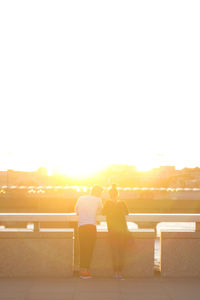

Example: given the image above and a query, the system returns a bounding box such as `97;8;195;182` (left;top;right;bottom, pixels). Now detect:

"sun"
47;158;108;178
135;158;158;172
62;162;99;178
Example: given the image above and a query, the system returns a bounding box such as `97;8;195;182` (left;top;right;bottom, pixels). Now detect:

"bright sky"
0;0;200;176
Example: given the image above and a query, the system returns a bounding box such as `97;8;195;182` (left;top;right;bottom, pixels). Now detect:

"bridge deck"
1;277;200;300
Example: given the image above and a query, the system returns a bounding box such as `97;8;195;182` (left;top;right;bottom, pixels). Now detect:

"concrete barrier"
0;231;74;278
90;229;155;277
161;231;200;277
123;229;155;277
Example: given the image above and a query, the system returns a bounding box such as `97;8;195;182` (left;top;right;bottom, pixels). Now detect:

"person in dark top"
102;184;128;279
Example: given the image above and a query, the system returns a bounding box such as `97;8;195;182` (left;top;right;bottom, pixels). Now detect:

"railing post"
196;222;200;232
34;222;40;232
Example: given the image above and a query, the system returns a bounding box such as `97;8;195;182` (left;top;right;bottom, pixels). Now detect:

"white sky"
0;1;200;175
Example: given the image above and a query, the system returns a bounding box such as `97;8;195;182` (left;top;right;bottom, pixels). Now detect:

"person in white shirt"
75;185;102;279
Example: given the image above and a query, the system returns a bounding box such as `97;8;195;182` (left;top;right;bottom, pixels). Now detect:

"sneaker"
85;271;92;279
113;273;119;279
80;271;92;279
118;273;125;280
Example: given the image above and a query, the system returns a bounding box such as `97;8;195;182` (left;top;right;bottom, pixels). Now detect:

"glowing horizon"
0;160;198;178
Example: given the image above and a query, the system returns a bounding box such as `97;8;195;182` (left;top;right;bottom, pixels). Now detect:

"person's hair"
109;184;118;200
91;185;103;197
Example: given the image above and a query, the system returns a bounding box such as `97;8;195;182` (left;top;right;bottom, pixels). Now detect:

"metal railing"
1;212;200;223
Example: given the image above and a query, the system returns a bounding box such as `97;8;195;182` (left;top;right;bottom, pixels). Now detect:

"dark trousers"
109;231;127;272
79;225;96;269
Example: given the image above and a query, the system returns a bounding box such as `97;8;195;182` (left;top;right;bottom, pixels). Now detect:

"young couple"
75;184;128;279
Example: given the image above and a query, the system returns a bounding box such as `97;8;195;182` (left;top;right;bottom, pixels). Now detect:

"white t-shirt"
75;195;102;227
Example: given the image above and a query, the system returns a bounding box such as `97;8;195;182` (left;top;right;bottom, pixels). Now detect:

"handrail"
0;213;200;222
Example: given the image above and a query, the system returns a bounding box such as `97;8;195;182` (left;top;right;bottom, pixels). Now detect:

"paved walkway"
1;277;200;300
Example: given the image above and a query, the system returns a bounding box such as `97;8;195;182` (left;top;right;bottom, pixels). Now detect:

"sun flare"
1;1;200;174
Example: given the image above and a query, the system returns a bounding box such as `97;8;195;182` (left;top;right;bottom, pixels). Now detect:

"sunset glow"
0;1;200;176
